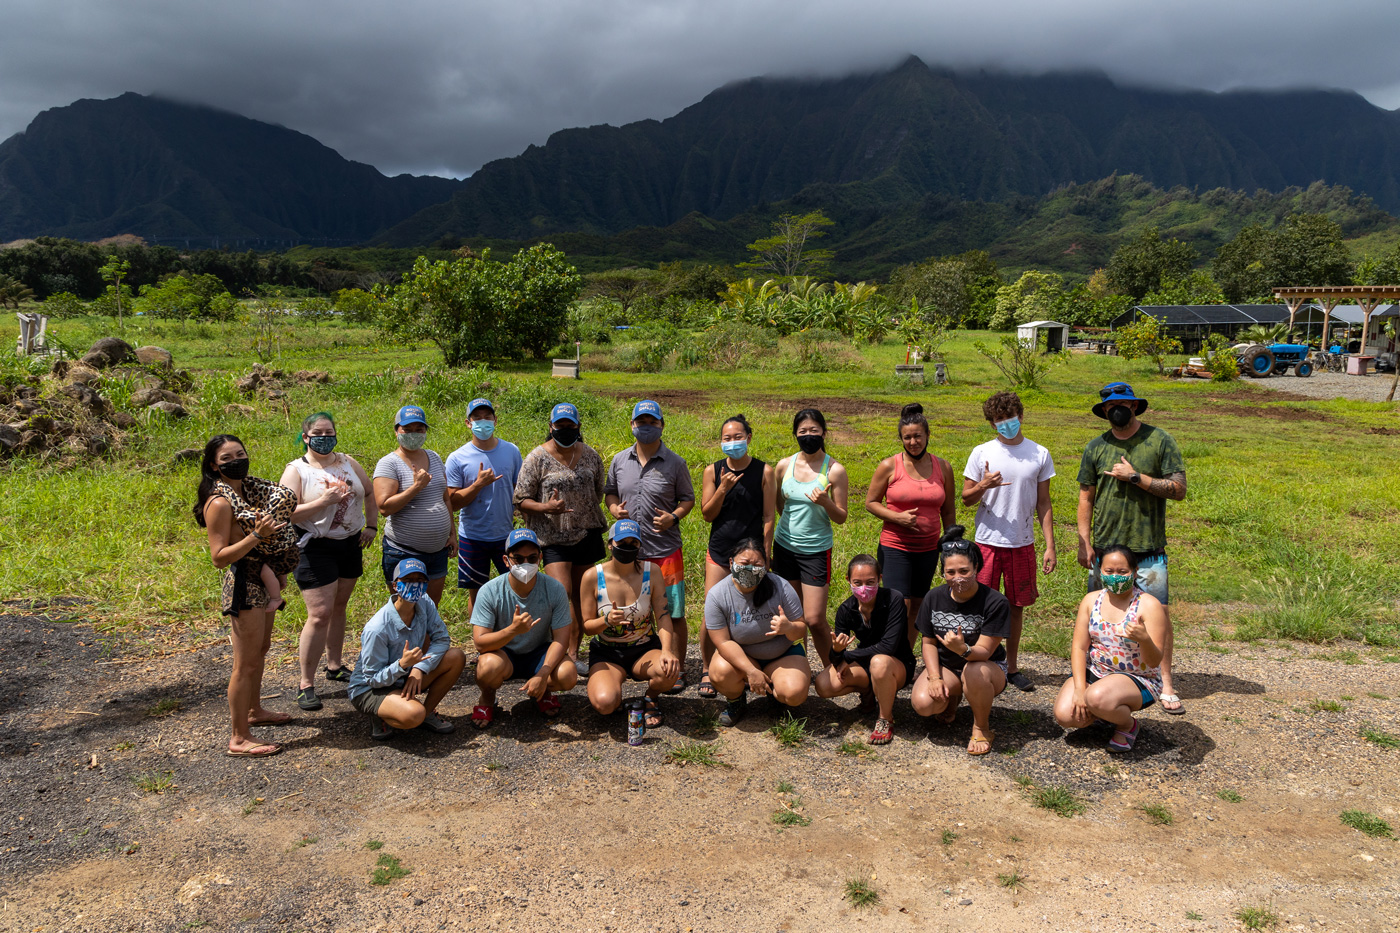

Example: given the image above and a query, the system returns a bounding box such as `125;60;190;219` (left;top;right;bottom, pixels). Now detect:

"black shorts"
588;635;663;674
877;544;938;601
772;540;831;587
293;534;365;590
843;652;916;685
542;530;606;567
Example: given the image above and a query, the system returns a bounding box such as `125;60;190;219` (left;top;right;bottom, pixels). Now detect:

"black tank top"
707;458;767;564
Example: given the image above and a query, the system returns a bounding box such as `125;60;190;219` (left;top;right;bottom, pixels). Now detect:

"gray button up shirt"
605;442;695;559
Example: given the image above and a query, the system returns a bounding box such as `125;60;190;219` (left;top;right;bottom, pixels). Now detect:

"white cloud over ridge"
3;0;1398;178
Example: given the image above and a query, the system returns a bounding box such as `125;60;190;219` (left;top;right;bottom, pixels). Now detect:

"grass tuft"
996;870;1025;890
1340;809;1393;838
1310;698;1344;713
1137;803;1174;825
1234;904;1280;930
370;854;410;885
1185;910;1204;921
134;771;176;794
769;713;809;748
1215;788;1243;803
146;697;182;718
771;803;812;829
1029;783;1084;818
666;739;728;768
776;780;795;794
1359;724;1400;748
364;839;383;850
843;878;879;909
837;738;876;759
941;829;958;845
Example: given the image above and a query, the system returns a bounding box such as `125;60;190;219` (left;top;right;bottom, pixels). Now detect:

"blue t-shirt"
469;572;572;654
445;439;522;542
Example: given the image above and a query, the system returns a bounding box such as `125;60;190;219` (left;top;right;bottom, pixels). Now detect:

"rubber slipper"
967;729;994;756
471;704;497;730
226;742;282;758
1159;693;1185;715
697;672;717;699
643;696;663;729
665;672;687;695
537;693;562;717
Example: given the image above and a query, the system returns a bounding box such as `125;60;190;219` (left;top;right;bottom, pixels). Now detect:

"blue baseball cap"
395;404;428;427
550;402;579;424
505;528;540;551
394;557;429;580
1091;382;1149;419
632;399;663;422
608;519;642;543
467;398;494;418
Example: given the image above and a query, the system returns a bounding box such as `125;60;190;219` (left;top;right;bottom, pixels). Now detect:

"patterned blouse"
1087;588;1162;700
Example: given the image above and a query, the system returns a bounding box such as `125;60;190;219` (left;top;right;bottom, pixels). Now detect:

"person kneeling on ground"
470;529;579;728
910;526;1011;756
1052;545;1167;753
704;538;811;727
814;554;916;746
580;520;681;730
347;558;465;740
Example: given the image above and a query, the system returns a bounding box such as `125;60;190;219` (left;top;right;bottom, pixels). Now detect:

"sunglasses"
508;552;541;564
940;539;974;555
1099;383;1132;400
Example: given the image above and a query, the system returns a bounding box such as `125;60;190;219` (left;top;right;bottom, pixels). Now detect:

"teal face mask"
721;439;748;459
471;420;495;441
1101;572;1134;595
995;417;1021;440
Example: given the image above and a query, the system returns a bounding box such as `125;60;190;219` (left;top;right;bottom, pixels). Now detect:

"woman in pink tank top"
863;403;956;638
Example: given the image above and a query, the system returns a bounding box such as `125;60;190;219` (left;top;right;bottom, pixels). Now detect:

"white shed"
1017;320;1069;352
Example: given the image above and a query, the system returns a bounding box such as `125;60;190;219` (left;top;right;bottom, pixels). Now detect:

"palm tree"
1237;323;1293;345
0;275;34;309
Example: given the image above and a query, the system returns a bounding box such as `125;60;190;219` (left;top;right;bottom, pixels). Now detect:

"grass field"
2;314;1398;657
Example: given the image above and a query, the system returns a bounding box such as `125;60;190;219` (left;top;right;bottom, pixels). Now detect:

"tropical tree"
0;274;34;309
98;258;131;331
991;271;1068;331
1213;214;1352;302
1105;227;1198;300
1115;314;1184;374
740;210;835;279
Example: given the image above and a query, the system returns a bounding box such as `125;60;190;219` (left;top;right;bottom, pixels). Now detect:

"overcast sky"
5;0;1400;179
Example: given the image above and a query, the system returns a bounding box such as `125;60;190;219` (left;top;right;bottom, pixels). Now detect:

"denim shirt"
348;597;451;699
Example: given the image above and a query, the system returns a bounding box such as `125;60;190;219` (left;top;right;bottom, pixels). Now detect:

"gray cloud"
3;0;1399;178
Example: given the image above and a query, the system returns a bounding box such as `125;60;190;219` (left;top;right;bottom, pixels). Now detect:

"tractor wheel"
1243;346;1276;377
1296;360;1313;377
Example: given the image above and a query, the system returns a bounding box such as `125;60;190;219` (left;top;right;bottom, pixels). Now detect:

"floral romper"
214;476;299;616
1087;588;1162;701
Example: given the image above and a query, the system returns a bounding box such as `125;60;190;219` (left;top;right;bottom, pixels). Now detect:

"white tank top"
288;454;366;542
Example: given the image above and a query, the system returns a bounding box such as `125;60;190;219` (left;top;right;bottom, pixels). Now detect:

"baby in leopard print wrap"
214;476;300;610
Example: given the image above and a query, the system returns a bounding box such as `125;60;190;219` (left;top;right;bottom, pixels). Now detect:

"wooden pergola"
1274;285;1400;355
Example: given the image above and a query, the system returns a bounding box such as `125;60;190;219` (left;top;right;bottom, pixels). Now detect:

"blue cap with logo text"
395;404;428;427
632;399;663;422
550;402;579;424
608;519;642;543
467;398;494;418
505;528;540;551
394;558;429;580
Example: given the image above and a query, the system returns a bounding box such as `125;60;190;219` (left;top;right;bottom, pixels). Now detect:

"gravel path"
3;601;1399;931
1257;370;1400;403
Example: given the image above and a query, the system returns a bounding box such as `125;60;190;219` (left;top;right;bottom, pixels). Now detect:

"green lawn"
2;315;1397;655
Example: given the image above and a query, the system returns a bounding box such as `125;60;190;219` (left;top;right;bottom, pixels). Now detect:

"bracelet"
251;531;263;541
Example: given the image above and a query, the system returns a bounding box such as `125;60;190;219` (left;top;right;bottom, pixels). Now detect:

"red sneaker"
869;718;894;745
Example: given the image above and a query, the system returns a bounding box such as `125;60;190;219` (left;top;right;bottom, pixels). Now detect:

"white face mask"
509;562;539;584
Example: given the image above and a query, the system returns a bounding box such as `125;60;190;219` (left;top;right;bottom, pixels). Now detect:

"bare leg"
259;565;282;612
569;564;590;661
587;663;628;715
247;608;289;725
960;661;1006;753
766;655;814;707
228;608;273;754
799;581;833;666
813;663;870;699
427;574;446;605
474;652;513;710
708;653;746;701
1159;606;1178;705
911;666;963;720
868;655;908;722
324;576;356;672
701;561;729;675
1083;675;1144;730
543;561;580;660
298;582;336;690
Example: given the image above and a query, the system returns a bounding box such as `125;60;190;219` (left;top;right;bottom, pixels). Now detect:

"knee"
590;688;621;715
442;647;467;671
475;654;507;688
401;704;426;729
774;678;811;707
553;662;579;692
813;676;837;699
1052;705;1077;730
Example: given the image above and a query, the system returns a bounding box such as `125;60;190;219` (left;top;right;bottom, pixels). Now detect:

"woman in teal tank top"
774;408;849;666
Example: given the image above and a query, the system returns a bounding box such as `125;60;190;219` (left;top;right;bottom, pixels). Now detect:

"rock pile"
235;364;332;400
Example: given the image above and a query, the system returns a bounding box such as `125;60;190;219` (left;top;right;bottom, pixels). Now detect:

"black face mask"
796;434;824;455
611;543;640;565
1107;405;1133;428
218;458;250;480
551;425;580;448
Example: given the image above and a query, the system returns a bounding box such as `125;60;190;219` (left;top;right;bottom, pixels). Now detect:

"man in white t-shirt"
962;391;1057;692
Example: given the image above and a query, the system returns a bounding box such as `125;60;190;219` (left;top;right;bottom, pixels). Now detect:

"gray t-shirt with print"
703;573;804;661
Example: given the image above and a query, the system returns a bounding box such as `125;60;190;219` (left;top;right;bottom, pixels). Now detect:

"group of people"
195;381;1185;761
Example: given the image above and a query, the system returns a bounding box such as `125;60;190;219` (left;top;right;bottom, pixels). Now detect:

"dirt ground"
1255;371;1400;404
2;600;1398;933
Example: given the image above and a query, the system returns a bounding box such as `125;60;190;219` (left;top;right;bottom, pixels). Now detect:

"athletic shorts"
877;544;938;600
977;543;1039;608
1087;550;1169;606
458;535;507;590
842;653;916;685
650;546;686;620
744;641;807;665
541;530;606;568
772;540;831;587
293;533;364;590
381;538;451;586
351;685;400;716
588;635;663;675
500;645;552;680
1086;670;1156;709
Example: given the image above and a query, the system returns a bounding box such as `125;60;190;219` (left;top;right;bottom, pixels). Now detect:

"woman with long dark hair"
863;403;955;641
195;434;298;757
772;408;849;666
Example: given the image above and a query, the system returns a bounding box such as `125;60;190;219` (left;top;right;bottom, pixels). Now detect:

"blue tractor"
1234;342;1314;378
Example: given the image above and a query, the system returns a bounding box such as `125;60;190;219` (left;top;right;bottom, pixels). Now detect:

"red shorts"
977;543;1038;608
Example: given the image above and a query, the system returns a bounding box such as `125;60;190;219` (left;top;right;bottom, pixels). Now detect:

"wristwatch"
1129;472;1141;485
961;644;972;658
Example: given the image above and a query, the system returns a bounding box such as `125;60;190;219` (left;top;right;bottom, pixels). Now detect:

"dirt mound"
235;364;332;400
1369;427;1400;436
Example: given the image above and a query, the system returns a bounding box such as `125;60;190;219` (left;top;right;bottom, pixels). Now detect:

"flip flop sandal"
643;697;664;729
967;729;995;756
1159;693;1186;716
226;742;282;758
697;672;717;699
1108;718;1140;752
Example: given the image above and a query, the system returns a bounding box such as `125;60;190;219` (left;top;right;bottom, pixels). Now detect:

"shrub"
1116;315;1184;374
975;332;1068;389
333;288;380;324
40;292;87;319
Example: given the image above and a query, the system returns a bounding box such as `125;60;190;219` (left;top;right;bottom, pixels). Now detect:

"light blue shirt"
445;439;522;541
469;572;571;654
348;597;451;699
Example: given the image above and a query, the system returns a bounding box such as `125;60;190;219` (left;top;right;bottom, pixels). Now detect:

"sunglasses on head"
1099;383;1131;400
940;539;974;555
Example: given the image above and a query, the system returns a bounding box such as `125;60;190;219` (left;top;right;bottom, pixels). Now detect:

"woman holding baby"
279;411;379;712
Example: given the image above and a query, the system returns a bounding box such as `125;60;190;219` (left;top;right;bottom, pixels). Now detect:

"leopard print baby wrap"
213;476;300;615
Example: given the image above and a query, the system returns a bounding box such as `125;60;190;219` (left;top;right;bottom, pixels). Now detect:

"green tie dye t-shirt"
1076;424;1184;553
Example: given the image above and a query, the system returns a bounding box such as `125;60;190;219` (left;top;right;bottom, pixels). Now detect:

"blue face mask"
395;580;428;603
721;439;748;459
995;417;1021;440
471;420;495;441
632;423;663;445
